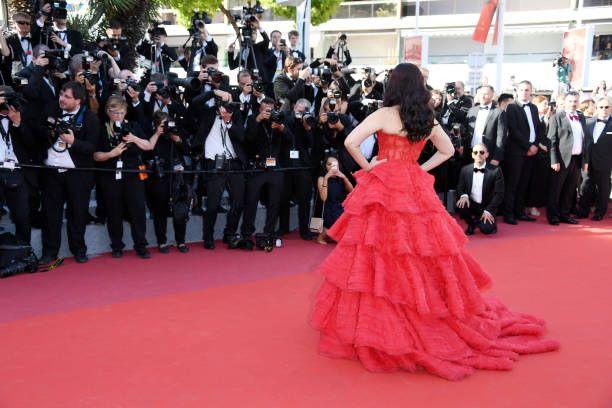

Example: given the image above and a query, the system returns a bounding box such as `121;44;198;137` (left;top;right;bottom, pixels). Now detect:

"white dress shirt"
566;111;583;155
471;104;491;147
0;117;19;163
45;108;79;170
522;102;536;143
204;117;237;160
470;163;486;204
593;119;608;144
18;34;33;65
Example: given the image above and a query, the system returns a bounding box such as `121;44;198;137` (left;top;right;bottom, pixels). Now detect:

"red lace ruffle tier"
311;161;559;381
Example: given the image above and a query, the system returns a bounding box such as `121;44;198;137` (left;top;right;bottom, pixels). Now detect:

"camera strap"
219;120;233;159
0;121;13;159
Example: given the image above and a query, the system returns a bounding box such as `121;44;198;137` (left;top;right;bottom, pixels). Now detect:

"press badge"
265;157;277;167
289;150;299;159
116;159;123;180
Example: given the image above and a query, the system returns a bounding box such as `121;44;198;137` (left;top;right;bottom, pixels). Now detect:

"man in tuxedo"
287;30;307;62
98;20;132;70
227;17;274;86
178;21;218;72
232;70;266;126
274;56;310;111
136;27;178;75
34;4;83;56
196;101;247;249
547;91;588;225
39;82;100;265
463;85;507;166
502;80;542;224
456;143;505;235
578;96;611;221
3;12;35;82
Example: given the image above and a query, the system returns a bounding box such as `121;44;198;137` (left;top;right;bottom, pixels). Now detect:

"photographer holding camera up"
137;25;178;75
196;95;247;250
179;12;218;72
97;20;131;70
34;2;83;56
39;81;100;265
273;55;310;112
227;15;274;88
241;98;292;244
232;70;267;125
326;33;352;67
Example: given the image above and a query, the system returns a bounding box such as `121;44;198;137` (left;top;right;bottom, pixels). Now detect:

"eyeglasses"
109;110;126;116
16;21;31;26
241;83;253;87
472;150;486;155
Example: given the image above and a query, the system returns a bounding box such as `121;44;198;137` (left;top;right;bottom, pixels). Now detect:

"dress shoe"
74;253;89;263
136;248;151;259
203;239;215;250
300;231;315;241
112;249;123;258
177;243;189;253
504;216;518;225
591;214;604;221
38;255;57;265
548;217;560;225
518;214;536;222
465;225;475;236
559;216;578;225
158;244;170;254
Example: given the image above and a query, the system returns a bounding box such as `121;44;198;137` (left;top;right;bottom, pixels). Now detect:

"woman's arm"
94;143;127;162
317;176;328;202
343;107;387;171
420;123;455;172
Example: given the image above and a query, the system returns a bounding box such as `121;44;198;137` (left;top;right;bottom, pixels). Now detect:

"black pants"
578;165;611;218
42;170;93;257
457;199;497;234
242;170;284;237
203;159;245;241
279;169;312;235
0;171;31;243
98;173;148;252
149;175;187;245
503;155;535;218
548;155;581;220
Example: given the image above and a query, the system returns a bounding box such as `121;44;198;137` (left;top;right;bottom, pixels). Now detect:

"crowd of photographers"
0;2;609;272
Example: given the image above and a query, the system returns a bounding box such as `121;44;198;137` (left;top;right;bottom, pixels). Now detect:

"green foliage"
270;0;343;26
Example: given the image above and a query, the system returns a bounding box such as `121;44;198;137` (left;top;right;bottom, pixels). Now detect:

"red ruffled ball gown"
311;132;559;381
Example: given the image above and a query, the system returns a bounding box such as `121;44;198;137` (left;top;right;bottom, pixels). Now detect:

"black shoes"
504;216;518;225
465;225;475;236
300;231;315;241
177;243;189;253
203;239;215;250
548;217;560;225
38;255;57;266
74;253;88;263
559;216;578;225
158;244;170;254
112;249;123;258
518;214;536;222
135;248;151;259
591;214;604;221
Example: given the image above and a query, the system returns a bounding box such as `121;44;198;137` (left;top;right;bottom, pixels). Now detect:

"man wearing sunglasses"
2;13;35;82
577;96;612;221
456;143;505;235
273;55;310;112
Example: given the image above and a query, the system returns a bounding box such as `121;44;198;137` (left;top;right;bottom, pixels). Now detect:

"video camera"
189;10;212;35
232;1;265;43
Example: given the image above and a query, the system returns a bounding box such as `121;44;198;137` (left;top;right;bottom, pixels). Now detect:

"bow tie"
0;115;8;120
597;119;607;123
569;114;579;121
473;167;486;173
20;36;31;42
479;106;490;111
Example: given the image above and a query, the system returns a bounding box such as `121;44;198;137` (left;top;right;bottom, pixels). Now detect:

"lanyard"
0;119;14;159
219;119;233;158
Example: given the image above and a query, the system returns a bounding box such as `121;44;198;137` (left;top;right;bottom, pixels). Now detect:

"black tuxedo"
230;91;262;127
456;163;504;234
136;41;178;74
32;24;84;56
463;105;507;163
227;32;273;83
196;107;247;242
179;38;219;72
547;110;589;221
5;34;34;79
579;117;612;218
273;73;306;111
502;101;543;219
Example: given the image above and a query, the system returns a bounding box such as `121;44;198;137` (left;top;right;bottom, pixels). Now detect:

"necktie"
473;168;486;173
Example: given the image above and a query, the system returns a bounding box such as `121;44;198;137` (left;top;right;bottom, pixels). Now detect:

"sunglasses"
472;150;486;155
17;21;31;25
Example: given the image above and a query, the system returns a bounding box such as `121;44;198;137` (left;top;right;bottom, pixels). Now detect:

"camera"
252;79;265;93
295;112;317;128
189;9;212;35
445;82;456;95
311;66;332;84
327;112;340;125
363;78;373;88
46;115;76;152
269;109;285;124
0;90;26;111
110;120;132;147
41;49;69;73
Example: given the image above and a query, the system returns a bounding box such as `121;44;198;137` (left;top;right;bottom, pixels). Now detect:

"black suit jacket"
585;117;612;172
505;101;543;157
547;110;589;168
136;41;178;74
227;32;273;83
32;24;84;56
457;163;505;215
274;73;306;111
463;105;507;162
196;108;247;164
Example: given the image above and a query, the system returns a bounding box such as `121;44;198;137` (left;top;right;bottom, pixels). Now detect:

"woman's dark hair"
383;63;434;142
320;153;341;176
152;110;169;128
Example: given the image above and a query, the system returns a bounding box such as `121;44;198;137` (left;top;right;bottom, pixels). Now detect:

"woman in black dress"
316;156;353;244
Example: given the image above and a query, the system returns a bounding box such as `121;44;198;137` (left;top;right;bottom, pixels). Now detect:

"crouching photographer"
279;98;315;240
241;98;292;246
147;111;190;254
39;82;100;265
93;96;152;259
197;98;247;250
0;86;35;244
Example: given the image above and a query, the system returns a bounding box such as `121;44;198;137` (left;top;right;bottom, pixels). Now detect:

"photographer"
326;33;352;67
39;81;100;265
348;76;383;122
188;55;231;114
21;45;63;118
93;96;152;259
98;20;131;70
34;2;83;56
269;30;287;80
100;69;146;128
179;14;218;71
3;12;35;82
136;26;178;74
318;101;357;179
0;86;38;243
241;98;291;243
227;16;273;86
140;73;188;131
147;111;190;254
232;70;266;125
279;98;314;240
273;56;310;112
196;99;247;250
441;81;473;131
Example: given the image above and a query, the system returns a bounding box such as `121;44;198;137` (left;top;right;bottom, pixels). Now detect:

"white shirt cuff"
460;194;468;199
36;18;44;28
206;35;213;42
483;210;492;217
64;44;72;53
143;91;151;103
132;100;140;107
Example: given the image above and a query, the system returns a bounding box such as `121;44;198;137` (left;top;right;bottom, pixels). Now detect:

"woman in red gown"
311;63;559;381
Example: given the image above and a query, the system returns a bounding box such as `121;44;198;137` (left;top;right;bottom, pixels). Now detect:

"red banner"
403;36;423;65
472;0;498;43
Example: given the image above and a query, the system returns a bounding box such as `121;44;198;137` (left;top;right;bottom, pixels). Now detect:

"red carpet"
0;219;611;407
